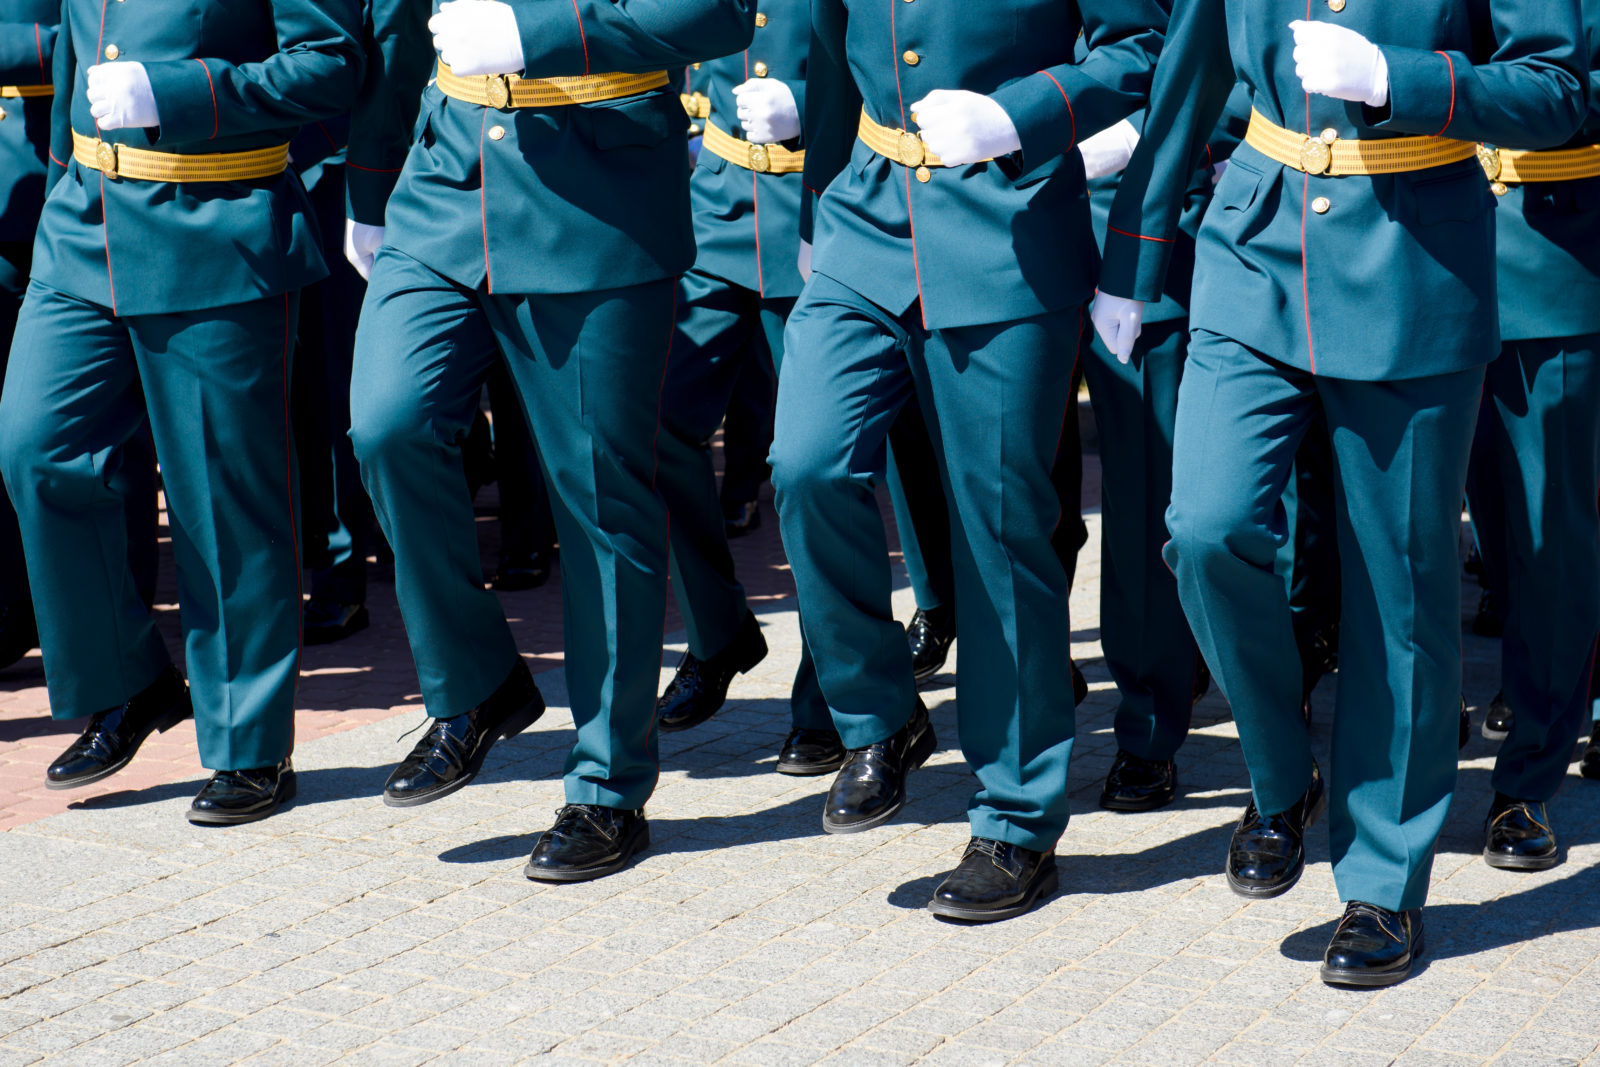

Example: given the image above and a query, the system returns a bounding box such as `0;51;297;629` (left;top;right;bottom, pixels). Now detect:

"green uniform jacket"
801;0;1166;331
1101;0;1588;381
0;2;56;243
369;0;756;296
344;0;432;222
689;0;807;300
1493;0;1600;342
32;0;364;317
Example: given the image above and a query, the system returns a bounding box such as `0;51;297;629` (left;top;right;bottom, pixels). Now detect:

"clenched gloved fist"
345;219;385;281
1091;290;1145;365
909;90;1021;167
1289;20;1389;108
1077;119;1140;181
86;62;159;130
732;78;800;145
431;0;524;77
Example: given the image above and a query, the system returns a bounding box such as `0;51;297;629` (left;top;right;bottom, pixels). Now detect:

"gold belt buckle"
897;131;926;168
95;140;118;179
1299;136;1333;176
1476;144;1502;181
748;143;772;173
484;74;512;110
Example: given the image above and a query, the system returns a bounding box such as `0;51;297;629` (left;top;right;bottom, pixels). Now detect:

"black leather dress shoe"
1226;765;1326;899
0;599;38;671
723;500;762;540
1071;659;1088;705
907;607;955;684
383;660;545;807
1483;793;1559;870
525;804;649;882
188;759;297;825
1482;691;1513;741
303;600;370;646
46;666;192;789
1321;902;1424;987
822;701;936;834
1473;587;1503;638
1099;751;1178;812
1581;721;1600;781
776;728;846;776
929;838;1059;922
657;612;767;732
491;550;553;592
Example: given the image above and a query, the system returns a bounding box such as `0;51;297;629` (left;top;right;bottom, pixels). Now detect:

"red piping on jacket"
1433;52;1457;136
569;0;591;76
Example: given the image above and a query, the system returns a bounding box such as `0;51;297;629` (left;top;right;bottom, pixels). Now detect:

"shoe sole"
657;634;770;734
303;606;371;647
1225;782;1327;900
821;721;937;835
186;774;298;826
912;656;950;685
382;694;546;808
1099;789;1178;814
45;699;193;791
775;754;847;777
524;826;649;883
1320;930;1424;988
928;865;1060;923
1482;848;1560;871
1481;723;1510;742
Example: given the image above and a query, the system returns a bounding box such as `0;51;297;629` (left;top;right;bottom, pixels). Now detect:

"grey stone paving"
3;499;1600;1066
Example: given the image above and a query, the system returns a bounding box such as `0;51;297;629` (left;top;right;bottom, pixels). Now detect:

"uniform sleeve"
510;0;757;77
141;0;366;145
0;19;55;86
346;0;434;226
796;0;859;243
1098;0;1234;302
1370;0;1587;148
43;7;70;188
989;0;1167;180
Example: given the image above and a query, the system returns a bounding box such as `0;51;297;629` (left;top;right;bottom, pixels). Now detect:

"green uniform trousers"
1081;316;1200;761
772;273;1080;851
1165;329;1483;911
1467;333;1600;802
349;247;672;811
0;281;302;770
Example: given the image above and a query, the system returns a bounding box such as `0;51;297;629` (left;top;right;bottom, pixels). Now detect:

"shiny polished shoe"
1099;751;1178;813
1071;659;1088;705
1226;765;1326;899
491;549;553;592
657;612;767;732
907;607;955;684
776;728;846;776
822;701;936;834
303;599;370;646
1482;691;1513;741
1581;721;1600;781
1473;587;1503;638
723;500;762;540
187;759;296;825
382;660;545;807
1483;793;1559;871
1321;902;1424;988
525;804;648;882
0;599;38;671
929;838;1059;922
46;666;192;789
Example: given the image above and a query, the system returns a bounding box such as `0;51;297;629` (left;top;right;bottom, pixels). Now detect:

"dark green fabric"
0;1;55;243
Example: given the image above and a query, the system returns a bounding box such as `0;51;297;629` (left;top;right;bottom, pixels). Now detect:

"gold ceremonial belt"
1478;143;1600;187
0;84;51;98
1244;108;1476;176
72;131;288;181
702;120;804;174
436;63;668;108
681;91;710;119
858;108;948;170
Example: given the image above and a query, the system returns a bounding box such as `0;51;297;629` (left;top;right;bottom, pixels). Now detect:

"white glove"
430;0;524;77
86;62;159;130
1289;20;1388;108
1091;290;1144;365
1077;119;1140;181
345;219;385;281
909;90;1021;168
732;78;800;144
797;239;812;283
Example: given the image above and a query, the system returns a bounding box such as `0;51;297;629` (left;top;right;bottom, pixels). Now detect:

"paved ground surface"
2;456;1599;1066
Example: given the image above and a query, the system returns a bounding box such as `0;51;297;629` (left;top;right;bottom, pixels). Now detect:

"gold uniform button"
914;166;931;183
1328;0;1346;10
753;61;769;77
1311;196;1331;214
104;44;119;60
1320;128;1339;145
754;12;767;26
688;123;702;135
488;125;505;141
1491;181;1508;196
903;50;920;66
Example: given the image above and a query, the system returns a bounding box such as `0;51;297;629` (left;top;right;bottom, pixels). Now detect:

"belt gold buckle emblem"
748;143;772;173
897;131;925;168
1477;144;1502;181
95;140;118;179
484;74;512;110
1299;136;1333;176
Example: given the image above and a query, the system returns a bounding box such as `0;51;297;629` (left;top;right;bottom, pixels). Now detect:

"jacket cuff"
992;71;1075;180
144;58;221;144
1100;228;1176;303
346;164;402;227
1366;46;1455;137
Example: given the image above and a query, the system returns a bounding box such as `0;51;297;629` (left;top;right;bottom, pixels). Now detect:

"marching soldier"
346;0;754;881
773;0;1164;921
1464;0;1600;872
0;0;364;821
1095;0;1586;984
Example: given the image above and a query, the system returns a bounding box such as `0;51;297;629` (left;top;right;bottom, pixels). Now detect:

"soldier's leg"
885;404;956;615
1320;366;1483;910
1285;405;1341;698
118;424;160;611
349;249;514;715
1050;352;1089;591
719;337;774;522
486;361;557;581
487;281;676;810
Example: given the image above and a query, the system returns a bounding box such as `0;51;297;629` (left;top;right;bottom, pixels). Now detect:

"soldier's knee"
1164;490;1275;576
0;405;105;514
768;425;842;503
348;382;429;470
